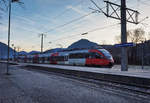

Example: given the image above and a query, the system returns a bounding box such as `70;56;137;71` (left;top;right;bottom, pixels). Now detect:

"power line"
48;23;119;43
87;23;120;32
90;0;139;71
41;0;114;34
53;0;84;19
138;0;150;6
43;11;96;34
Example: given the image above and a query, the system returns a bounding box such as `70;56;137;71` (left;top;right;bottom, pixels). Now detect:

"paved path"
0;63;149;103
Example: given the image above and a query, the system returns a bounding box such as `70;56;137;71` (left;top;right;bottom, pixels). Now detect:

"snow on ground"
17;63;150;79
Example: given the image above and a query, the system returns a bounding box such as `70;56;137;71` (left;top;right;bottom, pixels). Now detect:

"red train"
18;48;114;68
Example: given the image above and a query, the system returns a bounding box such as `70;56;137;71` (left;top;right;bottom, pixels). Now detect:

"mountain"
18;51;28;55
28;51;40;55
67;39;102;49
0;42;16;59
44;39;102;53
44;48;65;53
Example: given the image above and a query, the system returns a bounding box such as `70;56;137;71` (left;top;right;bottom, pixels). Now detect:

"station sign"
114;43;136;47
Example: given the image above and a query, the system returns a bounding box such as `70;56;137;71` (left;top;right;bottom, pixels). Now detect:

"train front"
99;49;114;67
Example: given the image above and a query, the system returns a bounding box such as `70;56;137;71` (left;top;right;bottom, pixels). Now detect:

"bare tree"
128;28;145;43
114;30;130;44
114;35;121;44
114;28;146;44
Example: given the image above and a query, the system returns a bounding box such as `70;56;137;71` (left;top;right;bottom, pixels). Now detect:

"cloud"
66;4;104;25
67;5;86;15
0;24;8;33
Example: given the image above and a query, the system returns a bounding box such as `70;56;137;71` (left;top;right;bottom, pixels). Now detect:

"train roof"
18;48;108;57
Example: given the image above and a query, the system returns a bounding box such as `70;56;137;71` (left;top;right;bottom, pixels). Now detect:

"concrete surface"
0;63;150;103
17;63;150;79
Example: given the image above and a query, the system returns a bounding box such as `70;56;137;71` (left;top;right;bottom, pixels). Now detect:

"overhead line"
87;23;120;33
49;23;119;43
138;0;150;6
53;0;84;19
43;11;97;34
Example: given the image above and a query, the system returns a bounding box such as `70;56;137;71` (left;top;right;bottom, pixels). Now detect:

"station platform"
1;62;149;103
17;63;150;88
0;61;150;88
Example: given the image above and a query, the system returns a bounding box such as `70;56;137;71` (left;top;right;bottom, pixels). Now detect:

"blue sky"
0;0;150;52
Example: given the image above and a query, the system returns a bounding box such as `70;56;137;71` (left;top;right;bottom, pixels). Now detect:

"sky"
0;0;150;52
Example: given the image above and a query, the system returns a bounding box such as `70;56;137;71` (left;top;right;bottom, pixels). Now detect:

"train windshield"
99;49;113;60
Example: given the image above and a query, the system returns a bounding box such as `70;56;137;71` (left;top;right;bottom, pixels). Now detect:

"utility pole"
14;47;16;61
39;34;46;53
17;46;20;59
141;41;144;69
0;44;1;61
6;0;20;75
90;0;139;71
121;0;128;71
7;0;12;75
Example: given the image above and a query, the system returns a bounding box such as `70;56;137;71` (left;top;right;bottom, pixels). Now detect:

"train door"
50;53;58;64
24;55;27;63
33;55;39;63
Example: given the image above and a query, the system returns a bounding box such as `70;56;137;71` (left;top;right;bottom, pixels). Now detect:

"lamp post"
81;32;88;35
14;47;16;61
6;0;19;75
6;0;12;75
11;44;14;61
0;44;1;61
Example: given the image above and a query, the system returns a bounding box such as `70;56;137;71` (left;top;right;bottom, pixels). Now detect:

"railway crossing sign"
114;43;136;47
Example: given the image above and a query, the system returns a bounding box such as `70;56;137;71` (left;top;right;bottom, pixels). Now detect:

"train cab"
86;49;114;67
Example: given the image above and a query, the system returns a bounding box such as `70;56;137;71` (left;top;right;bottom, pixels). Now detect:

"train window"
89;52;95;58
99;49;112;59
89;52;103;59
69;53;89;59
95;53;103;59
50;56;65;61
47;57;50;61
64;56;68;61
77;53;82;58
69;54;75;59
95;54;101;59
57;56;64;61
85;53;89;58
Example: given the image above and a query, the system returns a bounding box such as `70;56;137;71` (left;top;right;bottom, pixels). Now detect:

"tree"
114;35;121;44
128;28;145;43
114;30;130;44
114;28;146;44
